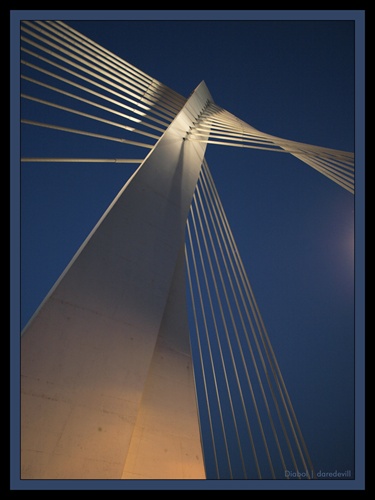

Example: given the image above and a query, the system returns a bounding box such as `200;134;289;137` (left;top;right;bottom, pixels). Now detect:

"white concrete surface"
21;82;212;479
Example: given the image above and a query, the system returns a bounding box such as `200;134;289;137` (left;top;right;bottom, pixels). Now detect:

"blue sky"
13;10;365;489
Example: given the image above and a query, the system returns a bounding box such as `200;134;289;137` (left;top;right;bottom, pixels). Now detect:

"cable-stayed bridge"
19;20;354;480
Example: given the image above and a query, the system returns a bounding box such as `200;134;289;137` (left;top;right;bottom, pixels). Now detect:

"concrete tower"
21;82;212;479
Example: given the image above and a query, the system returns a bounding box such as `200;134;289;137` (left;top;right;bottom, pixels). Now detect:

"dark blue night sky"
12;10;365;490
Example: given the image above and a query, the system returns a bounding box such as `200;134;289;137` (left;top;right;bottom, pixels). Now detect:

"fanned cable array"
187;103;354;194
185;160;315;479
21;20;354;192
20;20;186;164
